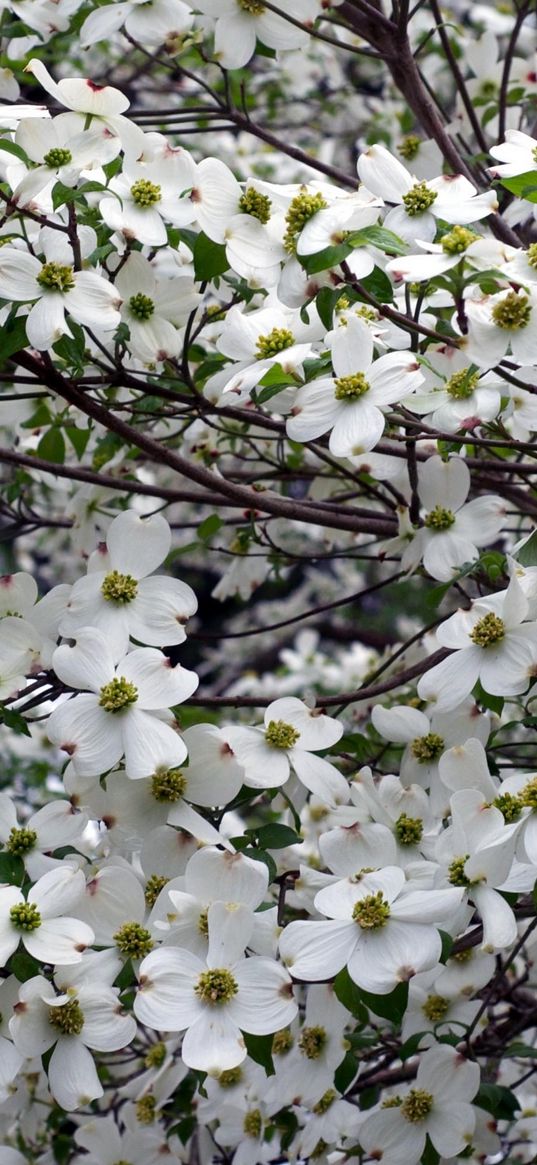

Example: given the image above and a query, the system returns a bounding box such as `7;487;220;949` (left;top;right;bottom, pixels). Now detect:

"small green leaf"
37;428;66;464
334;967;369;1022
197;514;223;541
347;225;408;255
516;528;537;567
241;847;277;882
0;315;28;364
475;1083;519;1120
254;823;302;850
0;705;31;736
499;170;537;204
11;950;41;985
359;266;394;302
472;681;504;716
421;1136;440;1165
193;232;229;280
242;1031;275;1075
506;1042;537;1059
0;138;30;165
359;981;408;1023
334;1050;360;1093
300;240;354;275
0;851;24;885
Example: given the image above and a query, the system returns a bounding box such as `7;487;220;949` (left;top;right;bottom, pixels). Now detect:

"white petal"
48;1038;103;1111
107;510;171;577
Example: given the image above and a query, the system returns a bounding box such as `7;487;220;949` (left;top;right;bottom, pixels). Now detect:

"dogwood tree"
0;1;536;1163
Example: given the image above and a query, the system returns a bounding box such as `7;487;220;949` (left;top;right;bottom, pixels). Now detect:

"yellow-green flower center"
448;854;470;887
37;262;75;293
402;182;437;217
44;147;72;168
353;890;391;929
256;327;295;359
6;827;37;855
198;909;209;937
151;768;187;802
401;1087;434;1122
130;179;161;208
265;719;300;749
527;243;537;271
136;1095;156;1124
398;135;421;161
195;968;238;1006
411;732;444;763
10;902;41;930
129;293;155;321
144;874;168;907
99;677;138;712
272;1028;293;1055
48;998;84;1036
284;191;328;253
445;369;480;400
101;570;138;604
519;777;537;810
239;188;271;223
219;1068;243;1086
298;1025;326;1059
114;921;154;958
440;226;478;255
243;1109;262;1138
424;505;456;531
394;813;423;846
493;792;522;822
491;291;531;330
144;1041;167;1068
334;372;370;400
422;993;449;1022
313;1089;337;1114
469;612;505;648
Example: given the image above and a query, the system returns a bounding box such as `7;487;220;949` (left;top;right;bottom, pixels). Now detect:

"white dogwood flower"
47;628;198;778
59;510;197;659
135;902;297;1072
286;316;423;456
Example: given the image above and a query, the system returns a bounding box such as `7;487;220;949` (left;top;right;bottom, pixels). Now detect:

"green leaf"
421;1136;440;1165
334;967;369;1023
347;225;408;256
399;1031;427;1061
515;528;537;567
0;851;24;886
499;170;537;204
197;514;223;542
438;930;453;963
242;1031;275;1075
316;287;339;330
10;948;40;981
52;179;108;211
0;315;28;364
52;1134;72;1165
506;1042;537;1059
253;823;302;850
475;1083;519;1120
334;1050;360;1093
0;137;29;165
300;240;354;275
65;425;90;459
360;266;394;302
359;981;408;1024
193;232;229;280
472;681;504;716
37;428;66;464
241;847;277;882
0;705;31;736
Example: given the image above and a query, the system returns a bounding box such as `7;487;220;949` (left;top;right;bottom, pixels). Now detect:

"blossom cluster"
0;1;536;1164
